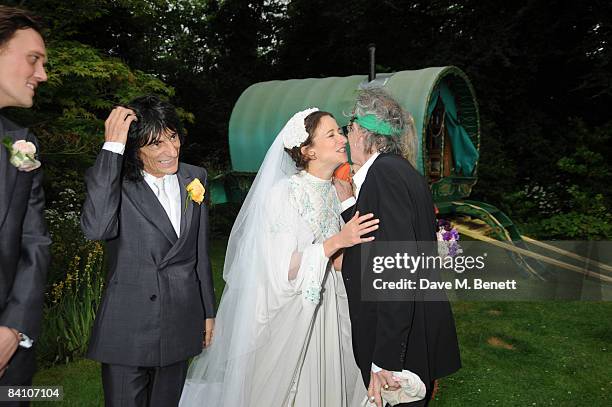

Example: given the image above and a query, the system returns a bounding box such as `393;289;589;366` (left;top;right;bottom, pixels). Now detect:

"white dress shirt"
102;142;182;237
143;172;181;237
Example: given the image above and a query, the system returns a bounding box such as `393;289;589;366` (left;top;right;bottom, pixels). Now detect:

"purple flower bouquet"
436;219;463;258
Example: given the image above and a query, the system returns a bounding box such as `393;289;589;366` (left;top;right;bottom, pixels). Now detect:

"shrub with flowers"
38;187;106;366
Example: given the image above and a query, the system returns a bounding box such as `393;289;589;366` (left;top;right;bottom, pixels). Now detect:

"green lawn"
33;359;102;406
33;240;612;406
430;301;611;406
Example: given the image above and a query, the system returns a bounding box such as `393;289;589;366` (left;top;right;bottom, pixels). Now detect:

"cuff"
18;332;33;349
103;141;125;155
341;197;356;212
371;362;382;373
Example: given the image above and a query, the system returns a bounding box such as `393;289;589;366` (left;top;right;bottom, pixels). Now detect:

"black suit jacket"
81;149;216;367
0;114;51;384
341;153;461;386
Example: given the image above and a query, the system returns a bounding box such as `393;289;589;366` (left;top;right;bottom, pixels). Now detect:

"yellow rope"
455;225;612;283
451;201;513;241
521;235;612;273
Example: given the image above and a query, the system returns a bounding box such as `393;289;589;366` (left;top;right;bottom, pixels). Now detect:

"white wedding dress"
281;170;363;406
180;124;366;406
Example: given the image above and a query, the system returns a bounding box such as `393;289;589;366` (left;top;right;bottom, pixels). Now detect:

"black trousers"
0;347;36;407
101;360;188;407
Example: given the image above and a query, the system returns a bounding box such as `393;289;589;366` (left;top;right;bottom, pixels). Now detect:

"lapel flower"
436;218;463;258
185;178;205;212
2;137;41;172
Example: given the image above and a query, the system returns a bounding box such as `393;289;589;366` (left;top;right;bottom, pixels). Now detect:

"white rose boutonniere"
2;137;41;172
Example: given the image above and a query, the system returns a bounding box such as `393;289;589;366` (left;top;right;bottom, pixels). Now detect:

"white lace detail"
288;171;341;242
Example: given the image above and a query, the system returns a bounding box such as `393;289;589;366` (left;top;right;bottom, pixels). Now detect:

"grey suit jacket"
0;114;51;382
81;149;216;367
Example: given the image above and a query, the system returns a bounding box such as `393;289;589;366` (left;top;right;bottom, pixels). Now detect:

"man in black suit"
338;89;461;407
0;6;51;402
81;96;216;406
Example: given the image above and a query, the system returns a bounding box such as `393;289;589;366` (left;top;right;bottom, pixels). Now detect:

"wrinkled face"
346;120;367;165
0;28;47;108
138;129;181;177
301;115;347;168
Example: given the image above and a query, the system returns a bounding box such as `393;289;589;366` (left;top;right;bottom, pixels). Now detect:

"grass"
33;240;612;406
431;301;611;406
33;359;102;406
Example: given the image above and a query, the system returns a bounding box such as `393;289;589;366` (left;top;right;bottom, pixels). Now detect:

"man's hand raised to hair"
104;106;137;144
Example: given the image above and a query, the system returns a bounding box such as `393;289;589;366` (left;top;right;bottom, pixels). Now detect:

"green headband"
353;114;401;137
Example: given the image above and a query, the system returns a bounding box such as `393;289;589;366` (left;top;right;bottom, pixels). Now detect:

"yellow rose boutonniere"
185;178;205;212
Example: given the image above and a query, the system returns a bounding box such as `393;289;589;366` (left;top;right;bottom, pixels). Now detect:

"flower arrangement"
437;218;463;258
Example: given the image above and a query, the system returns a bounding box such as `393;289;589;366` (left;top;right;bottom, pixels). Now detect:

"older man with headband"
337;88;461;407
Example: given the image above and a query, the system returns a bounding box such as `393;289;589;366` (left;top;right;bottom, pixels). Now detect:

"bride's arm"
332;251;343;272
287;251;302;280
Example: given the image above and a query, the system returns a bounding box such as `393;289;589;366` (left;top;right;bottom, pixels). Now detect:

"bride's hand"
332;177;354;202
323;211;379;258
338;211;379;248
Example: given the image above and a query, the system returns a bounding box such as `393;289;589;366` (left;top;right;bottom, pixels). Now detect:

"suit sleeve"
369;169;418;372
196;169;216;318
80;149;123;241
341;204;356;223
0;134;51;340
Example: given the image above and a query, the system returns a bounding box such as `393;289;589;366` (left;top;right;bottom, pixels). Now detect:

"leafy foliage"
0;0;606;369
502;119;612;239
4;39;185;204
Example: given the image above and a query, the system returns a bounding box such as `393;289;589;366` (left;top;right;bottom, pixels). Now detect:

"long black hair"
122;95;185;182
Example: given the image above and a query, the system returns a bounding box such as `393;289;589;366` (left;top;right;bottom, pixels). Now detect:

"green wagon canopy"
209;66;480;207
215;66;480;203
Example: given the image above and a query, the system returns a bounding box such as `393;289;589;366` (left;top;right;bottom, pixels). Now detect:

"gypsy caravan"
211;67;611;283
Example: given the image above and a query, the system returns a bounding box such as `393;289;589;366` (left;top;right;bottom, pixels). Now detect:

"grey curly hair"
352;88;417;167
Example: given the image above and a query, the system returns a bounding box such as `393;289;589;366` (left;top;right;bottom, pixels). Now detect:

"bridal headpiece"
281;107;319;149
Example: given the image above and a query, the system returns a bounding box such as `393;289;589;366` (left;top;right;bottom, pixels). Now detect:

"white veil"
180;109;366;406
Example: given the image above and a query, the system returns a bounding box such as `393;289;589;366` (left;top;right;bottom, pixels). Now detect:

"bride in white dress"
180;108;374;406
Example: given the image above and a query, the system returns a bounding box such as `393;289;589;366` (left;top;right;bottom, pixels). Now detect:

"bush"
500;119;611;240
39;187;106;366
38;241;105;366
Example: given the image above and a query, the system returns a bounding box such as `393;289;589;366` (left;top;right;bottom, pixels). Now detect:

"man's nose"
164;142;179;157
35;65;48;82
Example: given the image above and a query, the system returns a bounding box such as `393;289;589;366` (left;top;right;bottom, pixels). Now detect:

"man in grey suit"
81;95;216;407
0;6;51;401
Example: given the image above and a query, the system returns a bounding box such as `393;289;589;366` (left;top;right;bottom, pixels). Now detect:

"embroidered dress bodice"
288;170;341;242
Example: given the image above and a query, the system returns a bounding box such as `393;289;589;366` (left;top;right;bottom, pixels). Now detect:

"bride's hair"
284;110;334;170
